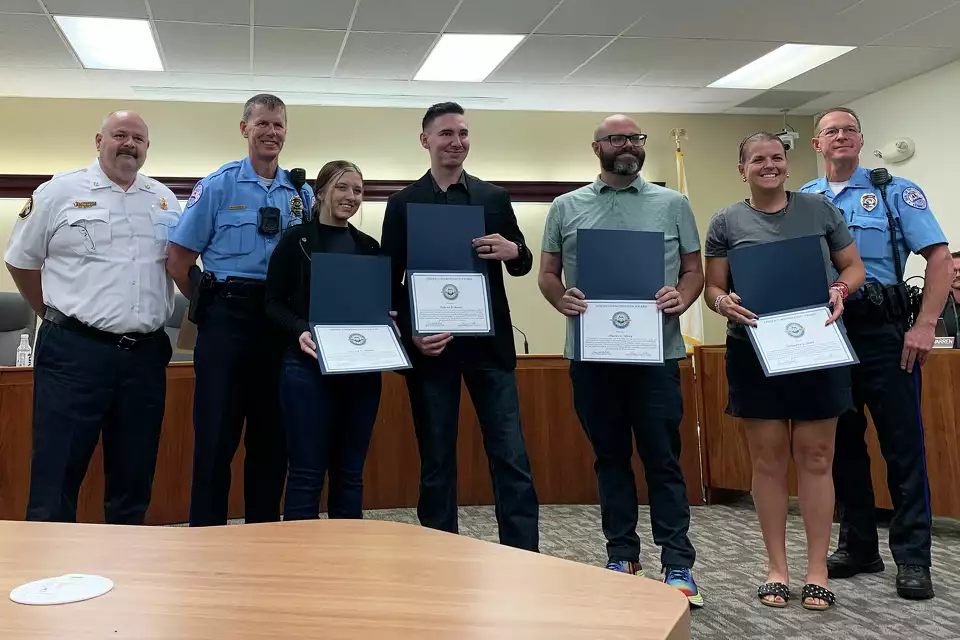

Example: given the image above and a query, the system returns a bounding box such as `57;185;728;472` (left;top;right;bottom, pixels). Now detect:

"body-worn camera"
258;206;281;236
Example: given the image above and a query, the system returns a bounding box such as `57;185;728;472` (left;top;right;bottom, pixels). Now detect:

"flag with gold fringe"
674;135;703;354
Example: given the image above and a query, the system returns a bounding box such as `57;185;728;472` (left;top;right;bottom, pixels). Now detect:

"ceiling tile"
149;0;251;25
837;0;958;42
0;13;80;68
871;2;960;48
446;0;560;34
335;32;435;79
254;0;356;30
777;45;960;92
736;90;831;110
537;0;653;36
254;28;344;77
155;22;251;74
351;0;459;33
792;90;867;115
567;37;776;87
0;0;44;12
488;35;607;83
42;0;148;19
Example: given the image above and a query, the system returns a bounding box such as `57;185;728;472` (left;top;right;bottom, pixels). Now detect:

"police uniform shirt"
169;157;313;281
4;160;181;334
799;166;947;286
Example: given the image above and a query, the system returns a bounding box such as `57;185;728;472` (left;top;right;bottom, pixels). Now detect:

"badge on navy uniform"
902;187;928;210
159;197;169;210
290;195;303;218
860;193;878;212
18;197;33;219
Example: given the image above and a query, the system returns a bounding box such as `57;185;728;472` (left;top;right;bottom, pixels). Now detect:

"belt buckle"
117;335;138;350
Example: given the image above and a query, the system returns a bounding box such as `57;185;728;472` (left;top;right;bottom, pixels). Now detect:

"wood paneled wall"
0;356;703;524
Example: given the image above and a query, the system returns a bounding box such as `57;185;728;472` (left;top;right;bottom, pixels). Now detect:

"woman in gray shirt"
703;133;865;611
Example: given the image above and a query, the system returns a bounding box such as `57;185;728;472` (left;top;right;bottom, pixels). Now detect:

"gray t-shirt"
704;191;854;339
542;176;701;360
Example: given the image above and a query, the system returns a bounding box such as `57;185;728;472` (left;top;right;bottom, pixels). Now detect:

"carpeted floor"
350;498;960;640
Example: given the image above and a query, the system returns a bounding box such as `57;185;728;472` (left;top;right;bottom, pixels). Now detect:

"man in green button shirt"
538;114;705;608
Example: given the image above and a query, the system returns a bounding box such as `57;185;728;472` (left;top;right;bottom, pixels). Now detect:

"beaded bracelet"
714;294;729;314
830;281;850;300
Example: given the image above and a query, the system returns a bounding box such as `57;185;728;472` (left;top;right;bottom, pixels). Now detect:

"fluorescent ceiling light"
55;16;163;71
708;43;855;90
415;34;524;82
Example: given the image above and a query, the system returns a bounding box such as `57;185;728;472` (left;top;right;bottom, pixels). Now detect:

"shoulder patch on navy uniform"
902;187;927;210
18;197;33;219
186;183;203;208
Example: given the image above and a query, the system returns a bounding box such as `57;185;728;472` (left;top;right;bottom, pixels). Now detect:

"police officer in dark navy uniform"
166;94;313;526
800;107;954;600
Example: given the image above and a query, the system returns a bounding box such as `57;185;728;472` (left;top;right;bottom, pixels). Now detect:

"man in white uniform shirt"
4;110;180;524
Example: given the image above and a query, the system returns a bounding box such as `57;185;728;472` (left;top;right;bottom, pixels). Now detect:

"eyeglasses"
818;126;860;138
595;133;647;148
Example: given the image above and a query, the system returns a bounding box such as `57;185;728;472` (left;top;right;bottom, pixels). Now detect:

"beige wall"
848;60;959;280
0;97;820;352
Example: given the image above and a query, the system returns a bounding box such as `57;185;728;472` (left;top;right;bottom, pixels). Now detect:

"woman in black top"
265;160;382;521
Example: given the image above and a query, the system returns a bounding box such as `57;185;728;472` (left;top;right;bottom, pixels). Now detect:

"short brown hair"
951;250;960;259
738;132;786;163
813;107;861;135
312;160;363;217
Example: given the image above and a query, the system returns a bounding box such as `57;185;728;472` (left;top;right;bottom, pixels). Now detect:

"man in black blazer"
380;102;539;551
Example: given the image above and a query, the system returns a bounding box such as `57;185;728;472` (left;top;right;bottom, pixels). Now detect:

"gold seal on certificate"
579;300;664;364
747;306;858;377
410;272;492;335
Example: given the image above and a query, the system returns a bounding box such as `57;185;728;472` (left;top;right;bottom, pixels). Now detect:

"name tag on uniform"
228;205;247;210
73;201;97;209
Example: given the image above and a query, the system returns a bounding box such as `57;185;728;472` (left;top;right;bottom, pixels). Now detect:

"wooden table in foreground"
0;356;702;524
695;345;960;517
0;519;690;640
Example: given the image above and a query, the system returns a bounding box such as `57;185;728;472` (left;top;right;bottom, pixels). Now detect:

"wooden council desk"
696;346;960;517
0;356;703;524
0;519;690;639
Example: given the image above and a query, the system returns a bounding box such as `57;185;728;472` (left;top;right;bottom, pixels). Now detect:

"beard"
600;148;645;176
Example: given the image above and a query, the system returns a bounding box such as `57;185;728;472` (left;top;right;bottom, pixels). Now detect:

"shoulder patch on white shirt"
186;183;203;208
902;187;927;210
18;197;33;219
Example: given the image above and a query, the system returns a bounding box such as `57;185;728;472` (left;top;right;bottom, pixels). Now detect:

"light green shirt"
541;176;701;360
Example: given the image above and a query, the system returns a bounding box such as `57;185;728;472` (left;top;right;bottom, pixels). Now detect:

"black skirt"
724;335;853;421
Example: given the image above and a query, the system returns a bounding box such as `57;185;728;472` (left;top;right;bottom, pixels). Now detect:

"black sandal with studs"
757;582;790;608
801;583;836;611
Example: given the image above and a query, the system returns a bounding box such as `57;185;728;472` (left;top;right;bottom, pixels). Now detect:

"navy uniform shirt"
799;166;946;286
169;157;313;280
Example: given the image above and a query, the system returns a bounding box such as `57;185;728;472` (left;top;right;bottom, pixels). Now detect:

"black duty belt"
212;277;266;300
44;308;162;350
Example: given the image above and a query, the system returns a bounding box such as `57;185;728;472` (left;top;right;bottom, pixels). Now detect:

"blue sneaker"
605;560;644;577
664;567;704;608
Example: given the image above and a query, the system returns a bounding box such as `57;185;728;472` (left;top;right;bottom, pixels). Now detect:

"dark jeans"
279;349;381;520
569;359;695;569
190;298;286;526
27;320;171;524
405;364;539;551
835;318;932;566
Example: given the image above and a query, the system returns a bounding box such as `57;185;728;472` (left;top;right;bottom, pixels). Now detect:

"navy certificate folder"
727;235;829;316
576;229;665;299
406;203;487;273
309;253;393;325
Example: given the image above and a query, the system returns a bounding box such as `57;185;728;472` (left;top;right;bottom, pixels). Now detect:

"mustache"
116;147;138;158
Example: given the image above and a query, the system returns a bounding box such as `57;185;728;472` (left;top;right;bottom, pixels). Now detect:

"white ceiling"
1;0;959;114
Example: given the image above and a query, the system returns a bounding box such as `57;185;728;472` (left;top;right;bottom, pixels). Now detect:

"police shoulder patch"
902;186;927;210
186;183;204;208
18;197;33;219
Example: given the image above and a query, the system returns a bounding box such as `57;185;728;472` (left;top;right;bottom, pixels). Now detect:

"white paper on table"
579;299;664;364
10;574;114;605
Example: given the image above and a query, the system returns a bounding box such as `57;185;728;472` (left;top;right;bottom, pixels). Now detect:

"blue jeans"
279;349;382;520
405;364;539;551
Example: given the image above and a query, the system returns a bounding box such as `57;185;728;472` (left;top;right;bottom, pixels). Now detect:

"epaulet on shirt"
36;167;86;195
798;178;819;191
206;160;244;181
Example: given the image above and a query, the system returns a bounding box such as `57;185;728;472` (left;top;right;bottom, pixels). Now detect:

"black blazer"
265;220;381;343
380;171;533;371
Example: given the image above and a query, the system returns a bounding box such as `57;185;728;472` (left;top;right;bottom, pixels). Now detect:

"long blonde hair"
312;160;363;223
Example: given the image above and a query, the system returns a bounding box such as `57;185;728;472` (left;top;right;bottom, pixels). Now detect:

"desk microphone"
512;325;529;355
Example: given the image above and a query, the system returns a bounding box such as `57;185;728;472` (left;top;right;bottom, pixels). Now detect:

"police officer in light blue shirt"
800;107;953;600
166;94;313;527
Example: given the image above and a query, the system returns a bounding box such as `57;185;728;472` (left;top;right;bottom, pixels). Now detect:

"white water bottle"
15;333;32;367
